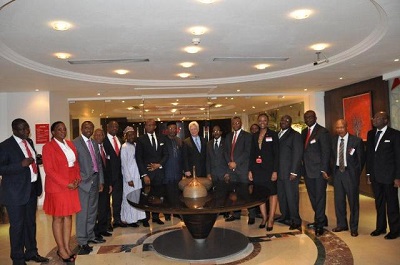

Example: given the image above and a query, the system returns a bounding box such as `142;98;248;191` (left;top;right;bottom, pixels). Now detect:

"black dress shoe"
248;218;255;225
370;229;386;236
351;230;359;237
315;228;324;236
142;220;150;227
225;215;240;222
289;223;301;230
88;236;106;244
78;244;93;255
384;232;399;240
113;222;128;228
100;231;112;237
307;221;328;228
25;254;49;263
128;222;139;227
153;219;165;225
107;225;114;232
332;227;349;232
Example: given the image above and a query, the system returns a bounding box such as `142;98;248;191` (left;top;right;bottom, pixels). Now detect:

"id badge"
256;156;262;164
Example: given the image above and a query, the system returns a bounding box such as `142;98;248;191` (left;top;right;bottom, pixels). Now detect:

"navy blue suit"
0;137;43;265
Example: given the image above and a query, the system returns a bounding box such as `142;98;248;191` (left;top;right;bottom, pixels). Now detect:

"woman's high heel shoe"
266;226;273;231
57;251;75;262
259;220;267;229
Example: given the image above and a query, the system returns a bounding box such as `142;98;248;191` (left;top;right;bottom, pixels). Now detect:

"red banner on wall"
35;124;50;144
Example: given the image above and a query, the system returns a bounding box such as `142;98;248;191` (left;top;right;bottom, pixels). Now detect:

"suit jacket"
102;135;122;184
278;128;303;180
0;137;43;206
366;127;400;184
73;136;104;193
224;130;252;178
183;136;207;176
302;123;331;178
206;137;228;180
42;139;81;193
331;134;365;184
249;129;279;174
136;133;169;184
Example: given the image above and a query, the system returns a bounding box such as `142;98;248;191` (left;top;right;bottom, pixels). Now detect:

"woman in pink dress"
42;121;81;262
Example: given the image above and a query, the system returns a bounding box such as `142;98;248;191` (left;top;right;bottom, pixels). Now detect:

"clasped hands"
67;179;80;190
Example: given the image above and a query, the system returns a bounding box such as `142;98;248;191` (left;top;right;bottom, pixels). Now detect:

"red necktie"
304;128;311;149
113;136;120;156
230;131;237;161
22;140;38;174
100;144;106;165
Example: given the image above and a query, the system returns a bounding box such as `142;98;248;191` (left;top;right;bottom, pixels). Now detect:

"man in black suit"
331;119;364;237
136;119;169;225
206;125;228;182
277;115;303;230
102;120;126;228
366;111;400;240
93;128;113;237
183;121;207;177
302;110;331;236
0;118;49;265
224;116;252;222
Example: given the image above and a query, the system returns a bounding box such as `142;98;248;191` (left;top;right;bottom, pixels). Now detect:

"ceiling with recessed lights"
0;0;399;121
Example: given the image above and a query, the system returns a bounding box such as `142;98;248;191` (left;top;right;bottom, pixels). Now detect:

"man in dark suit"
277;115;303;230
302;110;331;236
102;120;126;228
206;125;228;182
136;118;169;225
366;111;400;240
331;119;364;237
93;128;113;237
224;116;252;222
73;121;105;254
183;121;207;177
0;118;49;265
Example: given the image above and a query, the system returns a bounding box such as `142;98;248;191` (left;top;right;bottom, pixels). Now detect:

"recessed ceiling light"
144;109;149;112
180;62;194;68
51;21;72;31
215;104;222;108
243;109;246;112
395;59;399;62
127;107;134;110
230;97;234;100
199;0;215;3
304;88;308;91
237;89;241;92
171;109;177;113
35;89;39;92
171;102;179;106
252;106;255;109
114;69;129;75
339;77;343;80
265;102;269;104
290;9;312;19
54;53;71;59
97;93;101;96
178;73;190;78
184;46;201;54
189;26;207;36
121;100;125;103
200;107;205;110
310;43;329;51
139;103;144;106
255;64;270;70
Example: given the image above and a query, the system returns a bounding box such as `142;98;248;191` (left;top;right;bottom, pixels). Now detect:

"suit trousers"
76;179;99;245
95;185;111;235
5;182;38;264
371;181;400;234
333;169;359;231
304;176;328;227
111;178;123;223
277;177;301;225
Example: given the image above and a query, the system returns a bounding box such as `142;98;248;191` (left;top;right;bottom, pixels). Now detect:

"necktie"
195;137;201;152
374;130;382;150
339;138;345;172
230;131;237;161
22;140;38;174
113;136;120;156
151;134;156;150
100;144;106;166
304;128;311;148
214;139;218;150
87;139;99;172
278;130;283;139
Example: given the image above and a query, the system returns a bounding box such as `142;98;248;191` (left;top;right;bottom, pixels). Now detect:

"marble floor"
1;186;399;265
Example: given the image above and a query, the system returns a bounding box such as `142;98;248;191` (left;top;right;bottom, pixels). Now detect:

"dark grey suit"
73;135;104;245
224;130;252;182
206;137;228;181
278;128;303;226
302;123;331;228
331;134;364;231
183;136;207;177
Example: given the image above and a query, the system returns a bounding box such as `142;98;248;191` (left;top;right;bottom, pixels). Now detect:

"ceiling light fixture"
190;26;207;36
215;104;222;108
127;107;134;110
171;109;177;113
184;46;201;54
54;53;71;59
114;69;129;75
51;21;72;31
199;0;215;3
310;43;329;51
178;73;190;78
171;102;179;106
180;62;194;68
255;64;270;70
395;59;399;62
290;9;312;19
35;89;39;92
313;51;329;65
304;89;308;91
